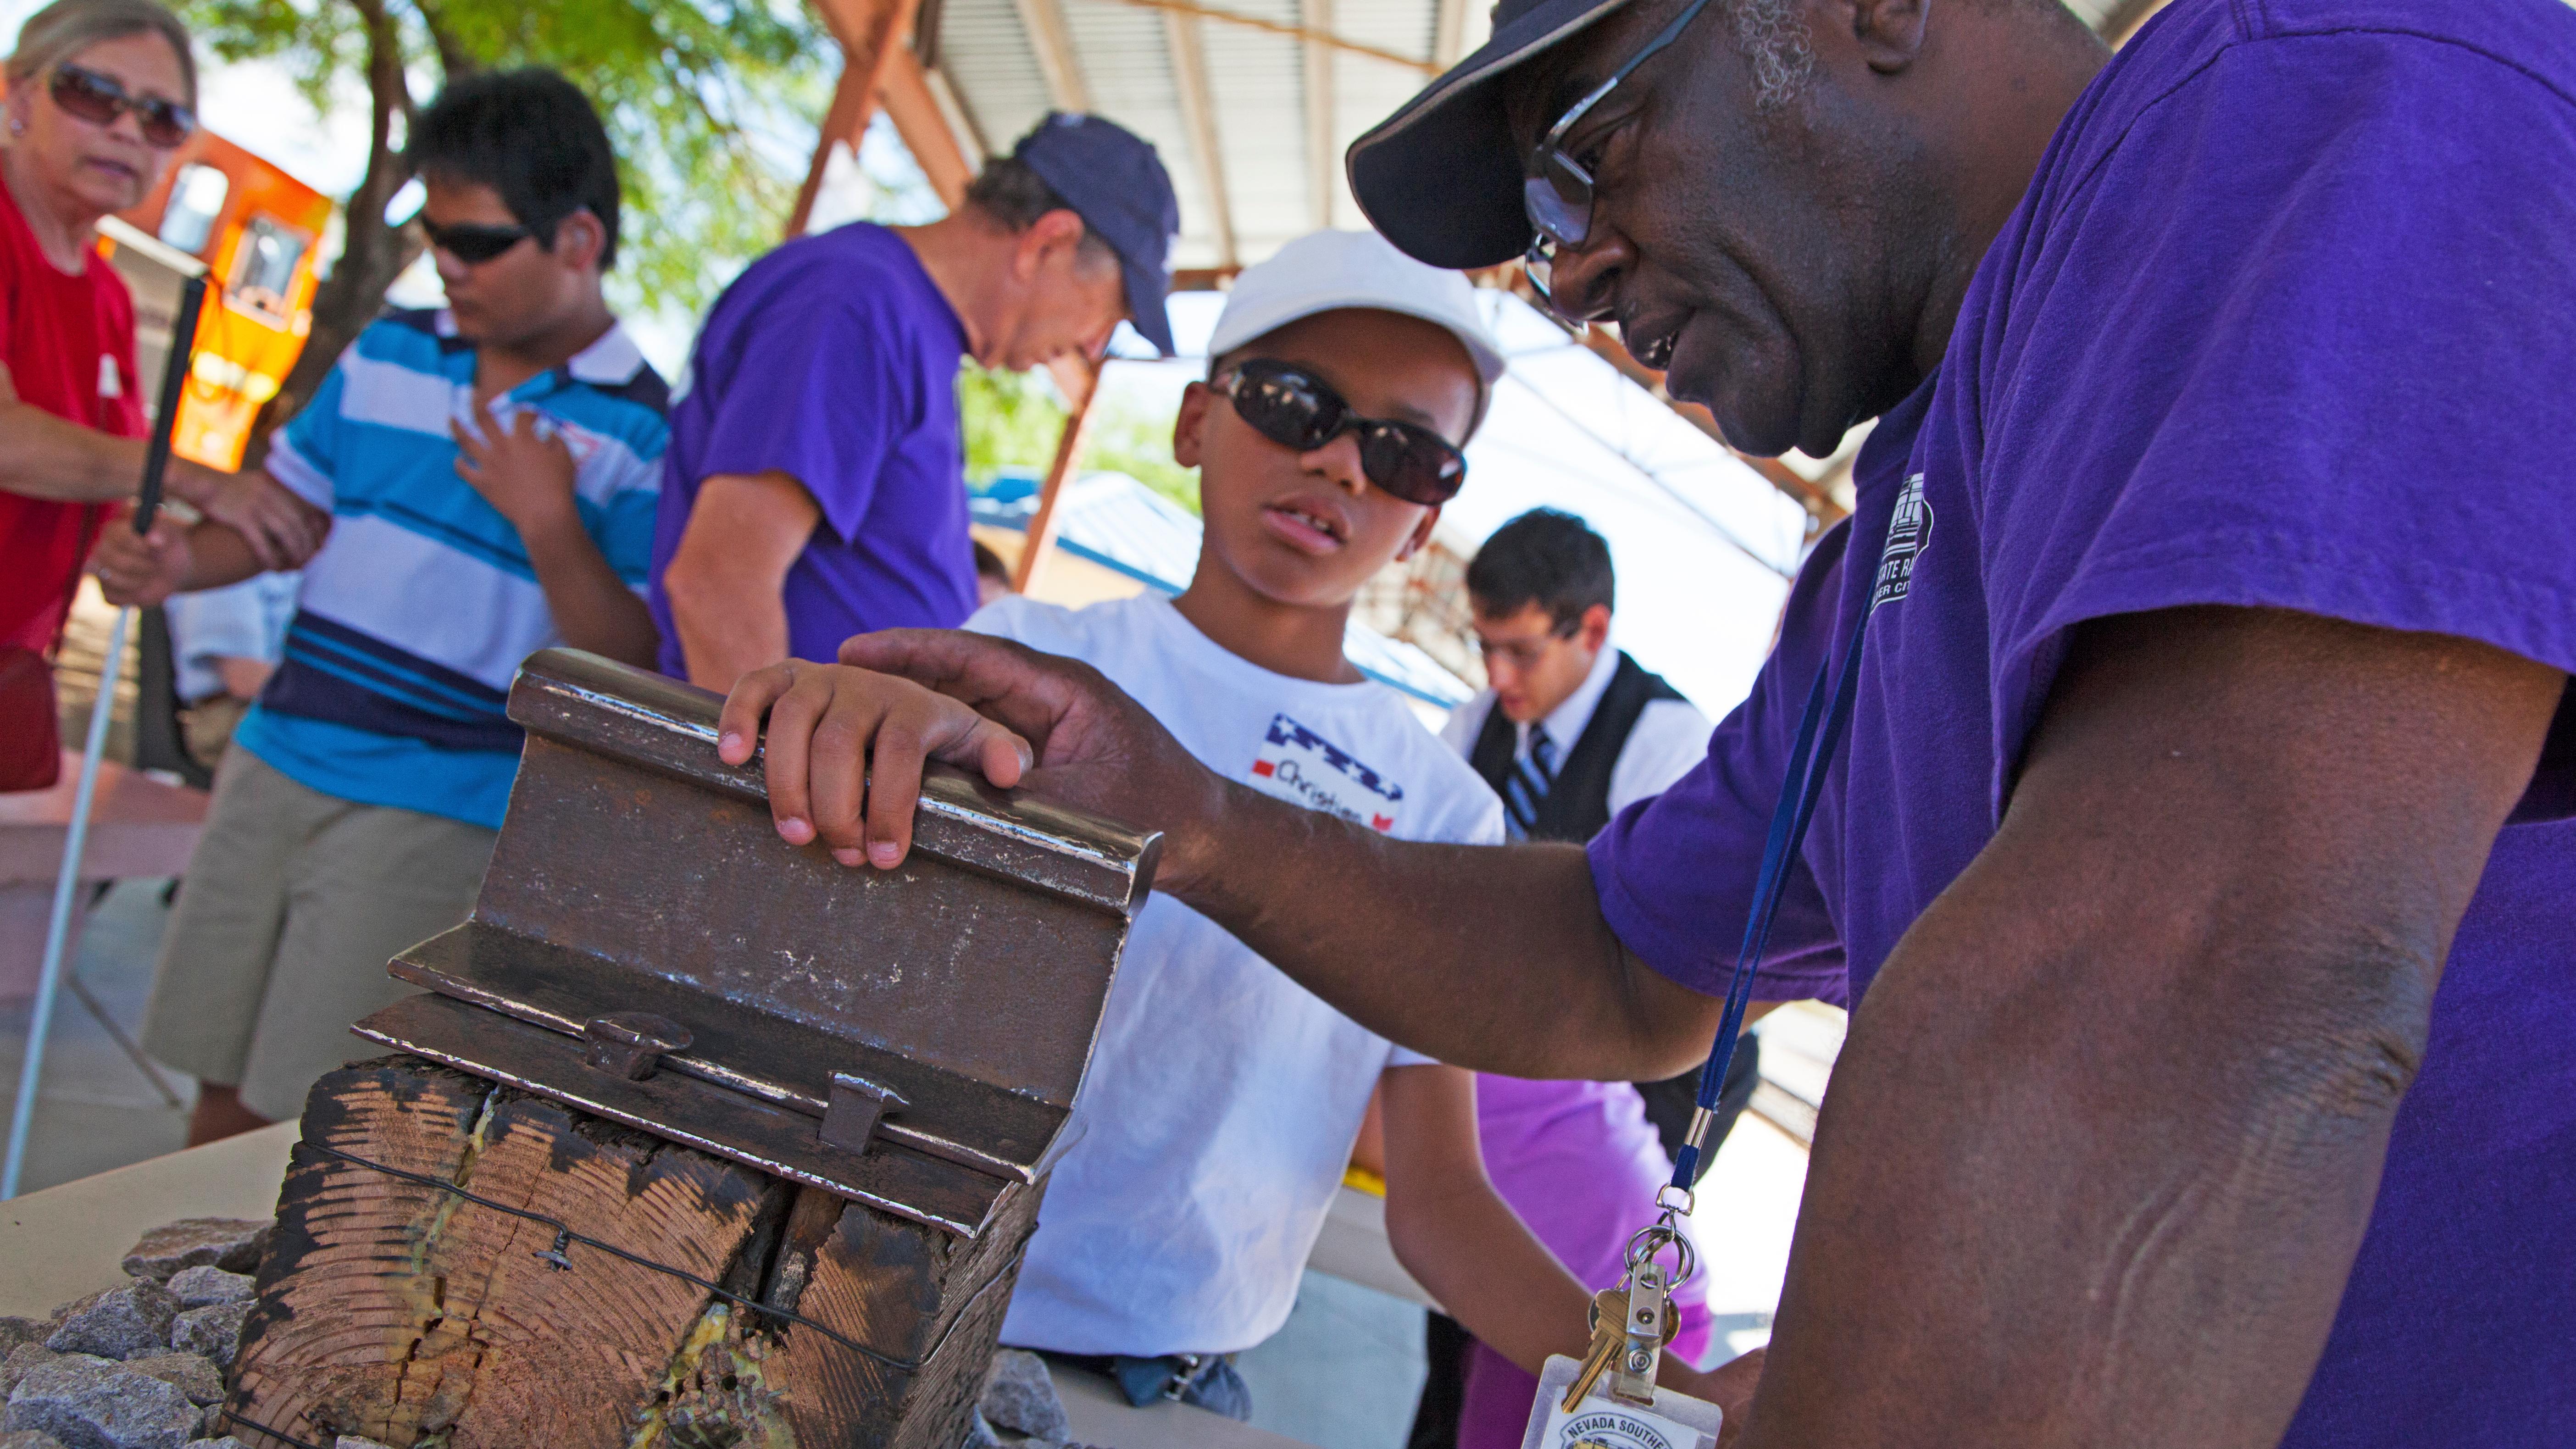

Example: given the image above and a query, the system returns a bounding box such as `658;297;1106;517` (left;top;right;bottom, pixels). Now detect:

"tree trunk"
416;0;484;87
241;0;423;469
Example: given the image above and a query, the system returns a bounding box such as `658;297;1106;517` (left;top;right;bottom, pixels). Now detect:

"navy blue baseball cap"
1012;112;1182;356
1346;0;1639;270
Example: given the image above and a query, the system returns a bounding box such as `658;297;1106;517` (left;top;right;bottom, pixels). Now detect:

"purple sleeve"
690;296;908;543
1975;28;2576;820
1588;526;1851;1004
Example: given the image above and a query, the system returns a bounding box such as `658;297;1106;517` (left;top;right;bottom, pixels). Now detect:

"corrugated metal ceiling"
933;0;1483;270
924;0;2144;274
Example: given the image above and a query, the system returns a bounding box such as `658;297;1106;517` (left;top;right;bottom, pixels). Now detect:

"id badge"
1521;1354;1721;1449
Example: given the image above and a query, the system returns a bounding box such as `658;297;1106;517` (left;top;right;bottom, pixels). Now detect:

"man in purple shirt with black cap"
712;0;2575;1444
649;113;1180;691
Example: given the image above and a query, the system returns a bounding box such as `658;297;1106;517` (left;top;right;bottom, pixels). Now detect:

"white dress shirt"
1438;639;1714;816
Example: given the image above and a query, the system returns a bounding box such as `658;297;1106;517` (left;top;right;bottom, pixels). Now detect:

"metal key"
1560;1287;1632;1411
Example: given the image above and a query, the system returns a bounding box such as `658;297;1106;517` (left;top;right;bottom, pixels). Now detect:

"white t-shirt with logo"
972;592;1506;1356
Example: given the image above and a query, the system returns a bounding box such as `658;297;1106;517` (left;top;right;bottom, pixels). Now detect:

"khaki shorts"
141;749;496;1121
179;694;251;775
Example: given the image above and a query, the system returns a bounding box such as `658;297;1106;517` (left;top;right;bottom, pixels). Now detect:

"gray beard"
1731;0;1817;111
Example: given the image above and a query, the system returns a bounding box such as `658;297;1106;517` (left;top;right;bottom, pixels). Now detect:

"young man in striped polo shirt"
95;69;666;1144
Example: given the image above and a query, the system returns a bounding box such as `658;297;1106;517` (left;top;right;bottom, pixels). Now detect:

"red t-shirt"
0;177;144;650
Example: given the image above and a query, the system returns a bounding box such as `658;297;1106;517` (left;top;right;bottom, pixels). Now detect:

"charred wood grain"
229;1055;1043;1449
765;1179;1041;1449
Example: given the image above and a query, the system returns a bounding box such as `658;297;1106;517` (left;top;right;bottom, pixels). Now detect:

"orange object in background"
94;131;333;470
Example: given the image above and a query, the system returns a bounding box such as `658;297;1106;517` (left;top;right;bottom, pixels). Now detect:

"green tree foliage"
187;0;827;438
957;363;1203;516
188;0;825;316
1085;402;1200;517
956;363;1068;483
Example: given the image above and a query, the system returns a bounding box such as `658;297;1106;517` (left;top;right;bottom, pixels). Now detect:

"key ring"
1623;1205;1698;1291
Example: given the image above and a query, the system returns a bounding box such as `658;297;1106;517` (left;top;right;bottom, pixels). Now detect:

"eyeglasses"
422;218;534;265
1214;358;1469;507
1475;620;1580;672
47;62;194;149
1522;0;1717;315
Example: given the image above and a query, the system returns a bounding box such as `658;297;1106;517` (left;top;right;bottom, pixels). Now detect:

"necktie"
1503;725;1557;841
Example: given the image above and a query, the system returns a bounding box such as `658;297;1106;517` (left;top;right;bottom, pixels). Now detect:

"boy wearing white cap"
722;230;1721;1419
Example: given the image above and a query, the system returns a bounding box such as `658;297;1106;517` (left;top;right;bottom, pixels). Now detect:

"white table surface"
0;1119;297;1316
0;1121;1311;1446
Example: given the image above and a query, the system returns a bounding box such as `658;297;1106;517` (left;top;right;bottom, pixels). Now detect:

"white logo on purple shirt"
1871;472;1932;611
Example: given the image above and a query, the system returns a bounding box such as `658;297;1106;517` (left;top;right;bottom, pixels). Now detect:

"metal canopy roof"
914;0;2161;275
929;0;1482;271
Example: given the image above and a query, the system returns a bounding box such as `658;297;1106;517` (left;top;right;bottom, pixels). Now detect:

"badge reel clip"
1521;1183;1724;1449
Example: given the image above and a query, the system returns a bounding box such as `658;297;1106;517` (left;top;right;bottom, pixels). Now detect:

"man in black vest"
1409;509;1760;1449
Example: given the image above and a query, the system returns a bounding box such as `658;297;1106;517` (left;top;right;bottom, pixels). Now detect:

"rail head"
505;649;1161;916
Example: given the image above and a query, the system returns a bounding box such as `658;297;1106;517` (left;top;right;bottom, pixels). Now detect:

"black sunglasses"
422;217;534;265
48;62;194;149
1522;0;1717;316
1215;358;1469;507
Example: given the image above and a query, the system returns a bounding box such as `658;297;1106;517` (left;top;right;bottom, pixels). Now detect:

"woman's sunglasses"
422;218;535;265
1521;0;1716;314
1214;358;1468;507
48;62;194;149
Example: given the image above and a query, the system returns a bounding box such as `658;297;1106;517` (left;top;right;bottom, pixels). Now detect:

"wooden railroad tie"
220;650;1160;1449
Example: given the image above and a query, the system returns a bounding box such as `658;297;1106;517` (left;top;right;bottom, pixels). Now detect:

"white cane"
5;274;210;1199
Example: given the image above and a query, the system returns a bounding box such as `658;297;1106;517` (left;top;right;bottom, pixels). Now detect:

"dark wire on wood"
218;1138;1030;1448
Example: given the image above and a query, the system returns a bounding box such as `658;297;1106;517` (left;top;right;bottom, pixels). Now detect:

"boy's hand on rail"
836;628;1237;893
718;659;1033;869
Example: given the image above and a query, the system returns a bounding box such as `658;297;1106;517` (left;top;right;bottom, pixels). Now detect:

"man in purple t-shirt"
709;0;2575;1444
648;114;1180;689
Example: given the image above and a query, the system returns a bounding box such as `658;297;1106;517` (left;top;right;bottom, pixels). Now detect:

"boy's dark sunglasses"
422;218;534;265
1521;0;1716;315
49;62;194;149
1215;358;1468;507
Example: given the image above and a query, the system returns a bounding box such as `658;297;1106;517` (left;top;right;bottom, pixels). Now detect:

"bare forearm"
1380;1063;1595;1375
519;512;658;669
175;523;269;592
1184;797;1721;1079
663;472;816;691
1738;608;2562;1449
1749;891;2432;1447
0;402;217;502
1390;1174;1595;1374
671;577;790;692
812;626;1747;1078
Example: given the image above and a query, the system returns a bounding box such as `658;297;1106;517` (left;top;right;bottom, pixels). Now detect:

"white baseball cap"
1206;229;1508;387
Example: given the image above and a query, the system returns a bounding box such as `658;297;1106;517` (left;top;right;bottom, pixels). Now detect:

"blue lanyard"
1666;521;1887;1190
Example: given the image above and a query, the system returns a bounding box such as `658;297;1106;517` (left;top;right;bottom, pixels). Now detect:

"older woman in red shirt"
0;0;318;788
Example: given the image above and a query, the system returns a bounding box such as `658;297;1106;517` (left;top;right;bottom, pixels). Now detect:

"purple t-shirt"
648;222;979;675
1590;0;2576;1441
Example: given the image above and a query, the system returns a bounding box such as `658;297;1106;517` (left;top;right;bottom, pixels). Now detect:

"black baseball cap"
1012;112;1182;355
1345;0;1638;270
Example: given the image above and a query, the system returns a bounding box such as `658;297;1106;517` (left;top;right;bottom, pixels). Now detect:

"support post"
1012;361;1102;596
1302;0;1337;228
1012;0;1094;111
1432;0;1473;66
879;49;977;207
789;0;929;239
1164;10;1238;268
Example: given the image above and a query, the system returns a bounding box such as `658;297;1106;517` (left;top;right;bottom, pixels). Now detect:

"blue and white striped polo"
232;309;669;828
